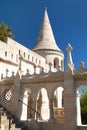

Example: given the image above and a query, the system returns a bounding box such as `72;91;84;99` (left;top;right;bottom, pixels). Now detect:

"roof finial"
45;7;47;11
66;43;73;65
66;43;74;70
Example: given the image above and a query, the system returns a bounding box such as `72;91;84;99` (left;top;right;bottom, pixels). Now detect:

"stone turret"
33;9;64;71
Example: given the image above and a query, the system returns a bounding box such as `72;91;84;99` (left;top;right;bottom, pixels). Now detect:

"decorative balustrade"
53;107;64;123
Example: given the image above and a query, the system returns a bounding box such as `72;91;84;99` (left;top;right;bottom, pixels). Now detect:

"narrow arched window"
54;58;59;69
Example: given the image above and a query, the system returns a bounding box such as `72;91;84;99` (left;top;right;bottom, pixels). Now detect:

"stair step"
10;128;21;130
0;106;27;130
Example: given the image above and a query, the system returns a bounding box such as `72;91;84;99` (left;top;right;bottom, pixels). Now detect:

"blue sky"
0;0;87;69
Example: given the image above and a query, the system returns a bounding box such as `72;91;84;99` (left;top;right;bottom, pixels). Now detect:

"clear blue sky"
0;0;87;69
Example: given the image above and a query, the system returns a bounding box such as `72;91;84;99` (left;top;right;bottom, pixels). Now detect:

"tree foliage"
0;22;14;42
80;89;87;124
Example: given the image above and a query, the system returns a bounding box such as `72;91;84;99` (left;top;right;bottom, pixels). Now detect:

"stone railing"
53;107;64;123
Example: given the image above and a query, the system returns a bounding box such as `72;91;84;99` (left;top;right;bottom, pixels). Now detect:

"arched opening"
53;87;64;123
21;88;34;121
76;86;87;125
37;88;49;121
54;58;59;70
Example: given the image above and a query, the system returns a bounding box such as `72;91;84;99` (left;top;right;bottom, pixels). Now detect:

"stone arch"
20;88;34;120
53;86;64;123
53;86;64;108
54;58;59;70
37;88;49;121
76;85;87;125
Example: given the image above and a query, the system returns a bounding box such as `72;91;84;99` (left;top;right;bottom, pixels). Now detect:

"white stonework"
0;9;87;130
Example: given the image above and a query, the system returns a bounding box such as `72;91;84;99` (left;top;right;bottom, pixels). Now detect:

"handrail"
18;99;40;116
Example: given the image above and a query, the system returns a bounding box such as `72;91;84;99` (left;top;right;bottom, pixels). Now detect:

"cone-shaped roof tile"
33;9;61;52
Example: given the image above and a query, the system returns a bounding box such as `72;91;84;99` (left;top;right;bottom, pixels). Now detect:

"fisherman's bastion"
0;9;87;130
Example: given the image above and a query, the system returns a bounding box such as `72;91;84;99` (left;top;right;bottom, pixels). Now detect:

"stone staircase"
0;105;28;130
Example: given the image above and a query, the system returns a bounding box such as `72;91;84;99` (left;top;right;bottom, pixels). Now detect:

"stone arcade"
0;9;87;130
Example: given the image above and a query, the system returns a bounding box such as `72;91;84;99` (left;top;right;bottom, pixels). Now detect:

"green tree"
0;22;14;42
80;89;87;124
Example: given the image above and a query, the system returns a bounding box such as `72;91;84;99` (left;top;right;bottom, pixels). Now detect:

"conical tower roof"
33;9;62;52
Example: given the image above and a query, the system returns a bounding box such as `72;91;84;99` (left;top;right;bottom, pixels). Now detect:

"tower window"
61;60;64;70
54;58;59;70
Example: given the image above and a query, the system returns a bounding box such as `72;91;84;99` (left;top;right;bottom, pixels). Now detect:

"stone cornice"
0;79;14;86
73;72;87;82
0;58;18;66
33;49;64;56
21;73;64;84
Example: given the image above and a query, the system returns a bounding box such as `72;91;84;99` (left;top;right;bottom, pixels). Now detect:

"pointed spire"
33;8;61;51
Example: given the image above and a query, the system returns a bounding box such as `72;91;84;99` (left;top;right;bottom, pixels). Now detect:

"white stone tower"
33;8;64;71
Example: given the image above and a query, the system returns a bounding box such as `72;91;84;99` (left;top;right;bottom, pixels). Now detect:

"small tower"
33;8;64;71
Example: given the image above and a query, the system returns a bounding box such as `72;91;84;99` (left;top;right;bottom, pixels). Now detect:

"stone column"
64;93;77;130
17;95;28;121
33;98;40;122
48;97;54;122
64;43;77;130
76;92;81;125
64;71;77;130
33;99;37;121
37;93;42;121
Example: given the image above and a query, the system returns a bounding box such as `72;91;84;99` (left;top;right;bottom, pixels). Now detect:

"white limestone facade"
0;37;49;78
